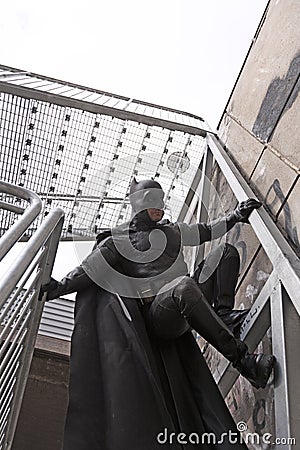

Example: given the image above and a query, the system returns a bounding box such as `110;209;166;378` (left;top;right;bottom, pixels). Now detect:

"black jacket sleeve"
46;266;93;300
47;238;119;300
179;212;238;246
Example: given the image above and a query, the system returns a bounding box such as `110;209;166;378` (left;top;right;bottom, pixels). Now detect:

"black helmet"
129;177;165;213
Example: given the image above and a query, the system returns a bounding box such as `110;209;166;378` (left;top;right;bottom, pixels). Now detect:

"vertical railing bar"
0;250;45;324
0;291;35;345
2;296;43;450
0;299;33;358
2;211;64;450
192;146;214;270
0;327;28;373
0;378;17;414
0;348;21;388
0;402;11;431
177;153;205;223
181;164;206;224
0;417;8;438
270;282;292;449
0;382;15;417
0;358;20;397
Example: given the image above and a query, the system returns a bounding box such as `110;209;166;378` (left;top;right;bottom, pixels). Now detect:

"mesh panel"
0;90;206;239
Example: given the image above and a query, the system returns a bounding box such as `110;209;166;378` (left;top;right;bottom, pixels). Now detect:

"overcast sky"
0;0;268;129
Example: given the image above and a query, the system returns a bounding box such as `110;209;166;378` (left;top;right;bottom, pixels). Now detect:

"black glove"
39;266;93;301
39;277;59;301
233;198;262;223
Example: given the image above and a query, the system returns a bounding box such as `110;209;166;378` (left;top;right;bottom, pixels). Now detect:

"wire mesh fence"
0;89;206;239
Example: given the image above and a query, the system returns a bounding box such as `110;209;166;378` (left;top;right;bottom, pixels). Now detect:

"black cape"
63;284;248;450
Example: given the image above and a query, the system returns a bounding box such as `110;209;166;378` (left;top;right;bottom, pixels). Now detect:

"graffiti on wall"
265;178;300;250
252;51;300;141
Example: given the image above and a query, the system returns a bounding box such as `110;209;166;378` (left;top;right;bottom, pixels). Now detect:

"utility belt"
136;280;163;306
136;275;189;306
137;290;156;306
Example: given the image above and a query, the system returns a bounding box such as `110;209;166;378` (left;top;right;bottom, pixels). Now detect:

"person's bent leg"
160;277;274;389
193;243;249;337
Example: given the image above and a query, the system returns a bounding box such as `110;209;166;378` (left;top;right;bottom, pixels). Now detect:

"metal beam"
193;147;214;268
177;155;204;223
0;82;207;137
271;284;291;449
271;284;300;448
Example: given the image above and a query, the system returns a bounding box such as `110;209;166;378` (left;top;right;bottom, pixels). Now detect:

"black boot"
172;278;274;389
234;353;275;389
217;307;250;338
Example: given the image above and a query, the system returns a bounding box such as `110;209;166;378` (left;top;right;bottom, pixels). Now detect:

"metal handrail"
0;208;64;308
188;133;300;449
0;182;64;450
206;134;300;310
0;181;42;261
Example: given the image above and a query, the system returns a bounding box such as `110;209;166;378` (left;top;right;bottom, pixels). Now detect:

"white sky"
0;0;268;129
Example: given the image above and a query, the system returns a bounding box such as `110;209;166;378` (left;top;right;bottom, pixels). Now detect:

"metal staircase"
180;134;300;449
0;181;64;450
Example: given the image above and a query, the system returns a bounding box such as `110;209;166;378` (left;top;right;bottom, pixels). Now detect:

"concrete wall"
219;0;300;253
12;335;70;450
206;0;300;447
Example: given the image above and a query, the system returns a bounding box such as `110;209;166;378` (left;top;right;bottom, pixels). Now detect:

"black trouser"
193;243;240;312
145;244;247;363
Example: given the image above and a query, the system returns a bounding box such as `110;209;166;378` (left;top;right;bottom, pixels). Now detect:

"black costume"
45;179;274;450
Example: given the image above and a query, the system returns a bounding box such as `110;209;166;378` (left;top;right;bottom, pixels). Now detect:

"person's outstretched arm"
41;238;119;300
180;198;261;246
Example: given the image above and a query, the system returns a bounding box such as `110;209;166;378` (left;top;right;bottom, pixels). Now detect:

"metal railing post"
186;132;300;445
0;182;64;450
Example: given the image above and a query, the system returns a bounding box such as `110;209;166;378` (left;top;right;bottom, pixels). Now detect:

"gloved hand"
233;198;262;223
39;277;59;301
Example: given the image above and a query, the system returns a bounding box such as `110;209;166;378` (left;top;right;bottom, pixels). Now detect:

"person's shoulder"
95;229;111;246
158;219;181;231
159;218;172;226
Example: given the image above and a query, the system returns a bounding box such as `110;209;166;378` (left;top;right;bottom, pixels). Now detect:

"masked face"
147;208;164;222
129;178;165;214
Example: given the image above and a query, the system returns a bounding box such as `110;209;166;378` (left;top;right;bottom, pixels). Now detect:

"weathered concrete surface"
218;117;266;179
234;246;273;310
252;50;300;143
250;147;298;217
12;338;69;450
268;72;300;168
224;0;300;144
208;167;262;278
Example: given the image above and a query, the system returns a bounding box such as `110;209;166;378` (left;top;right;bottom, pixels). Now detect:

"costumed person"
42;178;274;450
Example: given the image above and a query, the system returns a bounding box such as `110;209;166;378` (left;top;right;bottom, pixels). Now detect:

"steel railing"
180;134;300;450
0;181;64;450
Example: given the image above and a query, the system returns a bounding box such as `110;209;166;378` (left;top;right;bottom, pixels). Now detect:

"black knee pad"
173;277;197;297
172;277;203;312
